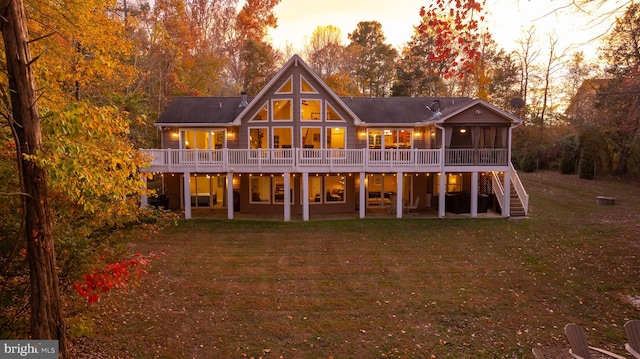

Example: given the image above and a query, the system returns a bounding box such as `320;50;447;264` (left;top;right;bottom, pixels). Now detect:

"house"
139;55;528;221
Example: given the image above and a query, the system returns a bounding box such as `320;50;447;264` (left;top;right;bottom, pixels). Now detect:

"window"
326;103;343;121
434;173;463;194
301;100;321;121
250;102;268;121
272;100;292;121
272;127;292;148
308;175;346;204
250;176;270;203
276;76;292;93
181;129;226;149
367;129;412;149
368;130;382;149
325;175;345;203
273;175;294;204
189;174;226;208
301;127;321;148
326;127;345;149
301;76;318;93
249;128;268;149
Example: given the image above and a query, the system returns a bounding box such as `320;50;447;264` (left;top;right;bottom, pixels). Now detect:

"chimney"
239;91;248;108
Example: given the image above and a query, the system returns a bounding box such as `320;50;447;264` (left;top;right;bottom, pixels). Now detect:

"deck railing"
140;148;509;172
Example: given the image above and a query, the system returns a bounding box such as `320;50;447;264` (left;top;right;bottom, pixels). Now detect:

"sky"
265;0;629;61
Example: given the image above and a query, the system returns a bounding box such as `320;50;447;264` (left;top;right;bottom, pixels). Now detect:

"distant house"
139;55;528;220
565;79;612;123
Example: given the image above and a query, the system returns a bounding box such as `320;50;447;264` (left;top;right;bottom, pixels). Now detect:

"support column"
302;172;309;221
471;171;478;218
503;170;511;218
183;172;192;219
438;170;446;218
359;172;366;219
396;172;403;218
284;173;291;222
140;174;148;207
227;172;234;220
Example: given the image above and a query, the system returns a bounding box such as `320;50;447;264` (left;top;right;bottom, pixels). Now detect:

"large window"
181;129;226;149
309;175;345;204
189;174;226;208
326;127;345;149
272;100;292;121
276;76;293;93
272;127;293;149
326;103;343;121
301;127;321;148
249;128;268;149
273;175;294;204
301;100;321;121
250;176;271;203
250;102;268;122
250;175;294;204
434;173;463;194
367;129;412;149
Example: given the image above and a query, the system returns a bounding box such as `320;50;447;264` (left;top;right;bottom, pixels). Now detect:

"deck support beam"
302;172;309;221
227;172;234;219
359;172;366;219
284;172;291;222
183;172;191;219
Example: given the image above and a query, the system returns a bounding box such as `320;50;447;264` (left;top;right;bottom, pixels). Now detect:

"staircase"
491;164;529;218
509;187;527;217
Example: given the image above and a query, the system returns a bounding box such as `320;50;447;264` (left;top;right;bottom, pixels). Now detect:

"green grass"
70;171;640;358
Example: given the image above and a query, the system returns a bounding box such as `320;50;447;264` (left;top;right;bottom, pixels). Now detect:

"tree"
515;26;540;122
347;21;397;97
0;0;69;355
304;25;345;78
241;39;280;95
416;0;488;81
393;29;448;97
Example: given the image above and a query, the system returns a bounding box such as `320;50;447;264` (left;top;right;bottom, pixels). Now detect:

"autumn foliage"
73;252;160;304
417;0;488;79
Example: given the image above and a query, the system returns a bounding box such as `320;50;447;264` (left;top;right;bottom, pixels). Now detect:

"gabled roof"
155;96;252;127
154;56;521;128
232;55;362;125
341;97;472;125
435;99;523;125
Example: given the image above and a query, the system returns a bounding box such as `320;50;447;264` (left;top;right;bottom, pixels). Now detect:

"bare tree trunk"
0;0;69;357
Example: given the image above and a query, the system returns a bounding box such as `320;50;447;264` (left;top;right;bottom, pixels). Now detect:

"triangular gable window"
301;75;318;93
326;103;344;121
249;101;268;121
276;76;293;93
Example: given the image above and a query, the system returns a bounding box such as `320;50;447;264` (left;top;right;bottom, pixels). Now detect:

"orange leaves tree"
0;0;154;352
417;0;488;82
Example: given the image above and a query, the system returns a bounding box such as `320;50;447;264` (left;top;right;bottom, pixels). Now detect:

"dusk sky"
265;0;627;60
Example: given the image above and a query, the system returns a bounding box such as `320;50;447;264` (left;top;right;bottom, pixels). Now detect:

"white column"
396;172;403;218
503;170;511;218
471;171;478;218
183;172;192;219
302;172;309;221
438;171;446;218
359;172;366;219
227;172;234;220
284;173;291;222
140;174;148;207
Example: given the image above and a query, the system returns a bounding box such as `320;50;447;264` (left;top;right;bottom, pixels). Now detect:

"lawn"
71;171;640;358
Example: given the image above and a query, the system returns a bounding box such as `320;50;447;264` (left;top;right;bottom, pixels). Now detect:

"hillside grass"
71;171;640;358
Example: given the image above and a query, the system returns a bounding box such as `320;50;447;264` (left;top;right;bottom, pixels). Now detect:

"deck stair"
492;164;529;218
